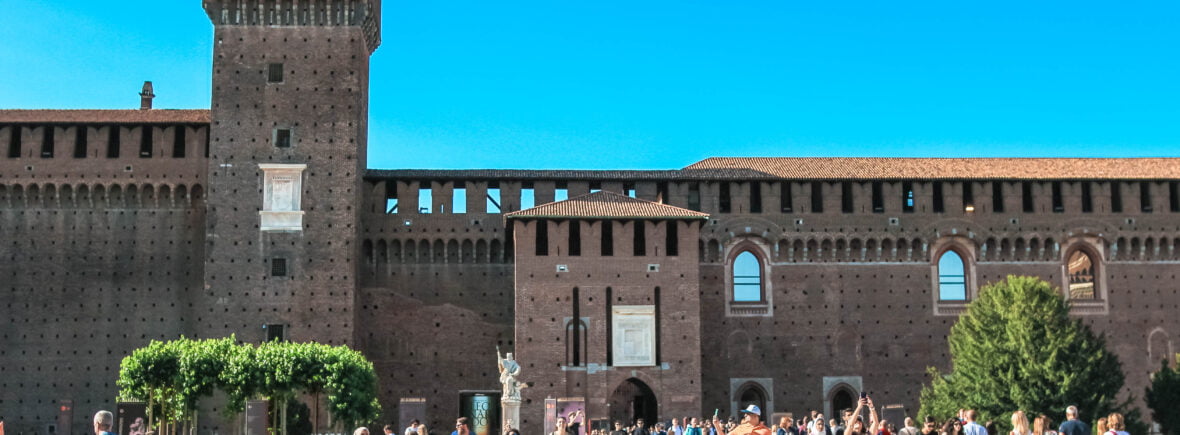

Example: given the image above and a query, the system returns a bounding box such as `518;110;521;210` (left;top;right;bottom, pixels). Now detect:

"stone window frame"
259;163;306;232
929;236;977;316
1058;236;1109;315
724;237;773;317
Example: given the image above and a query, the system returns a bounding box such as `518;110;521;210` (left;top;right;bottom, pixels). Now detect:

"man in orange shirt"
712;406;772;435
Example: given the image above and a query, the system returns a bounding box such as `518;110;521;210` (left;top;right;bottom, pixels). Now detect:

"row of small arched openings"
1107;236;1180;261
979;237;1059;262
361;238;513;267
0;182;204;208
979;235;1180;262
700;237;930;264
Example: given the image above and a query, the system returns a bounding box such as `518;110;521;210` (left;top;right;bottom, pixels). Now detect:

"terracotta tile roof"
0;109;210;124
505;191;709;220
368;169;682;180
685;157;1180;180
365;168;775;181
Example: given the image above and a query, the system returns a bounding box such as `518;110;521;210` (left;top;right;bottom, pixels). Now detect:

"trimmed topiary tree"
918;275;1142;433
120;338;381;434
1147;358;1180;435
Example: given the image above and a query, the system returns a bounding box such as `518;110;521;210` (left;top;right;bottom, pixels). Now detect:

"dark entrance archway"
831;388;855;418
735;382;768;417
608;378;658;426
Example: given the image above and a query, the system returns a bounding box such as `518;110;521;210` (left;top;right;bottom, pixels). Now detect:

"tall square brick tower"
200;0;379;349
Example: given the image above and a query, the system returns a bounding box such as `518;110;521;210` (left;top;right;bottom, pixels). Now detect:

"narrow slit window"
780;182;793;213
139;125;153;158
687;183;701;211
535;220;549;256
589;182;601;193
656;182;669;204
107;126;120;158
871;181;883;213
962;182;974;211
274;128;292;148
719;182;731;213
568;220;581;256
267;63;284;83
486;183;502;214
567;288;585;366
992;181;1004;213
937;250;967;301
932;182;944;213
902;181;914;213
7;125;21;158
1052;181;1063;212
749;182;762;213
1022;182;1034;212
633;221;646;256
601;221;614;256
453;183;467;214
74;126;88;158
841;182;854;213
1169;181;1179;213
41;126;54;158
624;182;636;198
1081;181;1093;213
385;182;399;214
1111;182;1123;212
665;221;678;256
1140;182;1152;212
732;251;762;302
173;126;186;157
418;183;433;213
810;182;823;213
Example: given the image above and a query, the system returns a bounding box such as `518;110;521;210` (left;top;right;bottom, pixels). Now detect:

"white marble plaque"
259;164;307;231
612;305;655;367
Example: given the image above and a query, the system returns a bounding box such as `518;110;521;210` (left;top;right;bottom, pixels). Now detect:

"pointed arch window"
733;251;762;302
1066;250;1096;299
937;250;967;301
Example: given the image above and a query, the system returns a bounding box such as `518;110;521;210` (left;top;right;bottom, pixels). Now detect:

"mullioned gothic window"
732;251;762;303
937;250;967;301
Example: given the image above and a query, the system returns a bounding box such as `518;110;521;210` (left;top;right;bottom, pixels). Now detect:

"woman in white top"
1010;411;1030;435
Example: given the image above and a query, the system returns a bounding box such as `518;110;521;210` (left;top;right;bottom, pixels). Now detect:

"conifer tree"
918;275;1135;431
1147;358;1180;435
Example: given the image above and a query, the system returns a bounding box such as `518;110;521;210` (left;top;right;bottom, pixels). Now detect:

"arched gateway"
608;378;658;426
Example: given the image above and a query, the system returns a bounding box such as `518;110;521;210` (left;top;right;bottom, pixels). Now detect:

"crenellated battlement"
203;0;381;53
0;114;210;189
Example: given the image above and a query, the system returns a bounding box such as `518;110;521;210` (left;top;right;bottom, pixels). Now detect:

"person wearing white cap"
711;405;771;435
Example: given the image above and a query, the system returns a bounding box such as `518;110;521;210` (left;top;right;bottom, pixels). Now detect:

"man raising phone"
712;406;772;435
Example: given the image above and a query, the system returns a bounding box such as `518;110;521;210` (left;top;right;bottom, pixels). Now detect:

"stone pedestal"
502;397;522;433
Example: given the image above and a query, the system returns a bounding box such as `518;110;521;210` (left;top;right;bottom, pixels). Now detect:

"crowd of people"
66;401;1129;435
488;398;1125;435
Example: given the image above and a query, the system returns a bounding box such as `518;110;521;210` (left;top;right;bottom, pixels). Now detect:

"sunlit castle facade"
1;1;1179;434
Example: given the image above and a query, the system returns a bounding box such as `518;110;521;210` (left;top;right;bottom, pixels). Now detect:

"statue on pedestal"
497;346;527;401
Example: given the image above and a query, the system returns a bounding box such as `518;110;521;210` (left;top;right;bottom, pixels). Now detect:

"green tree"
918;275;1138;433
121;338;381;434
1147;358;1180;434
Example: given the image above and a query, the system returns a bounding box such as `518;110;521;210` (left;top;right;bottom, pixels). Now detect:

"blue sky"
2;1;1178;169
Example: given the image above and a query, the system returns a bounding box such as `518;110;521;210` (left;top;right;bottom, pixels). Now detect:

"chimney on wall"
139;81;155;110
